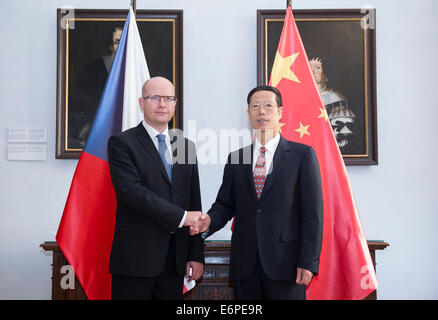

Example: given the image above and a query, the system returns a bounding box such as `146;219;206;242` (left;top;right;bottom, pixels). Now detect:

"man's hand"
184;211;202;228
189;213;211;236
186;261;204;281
296;268;313;286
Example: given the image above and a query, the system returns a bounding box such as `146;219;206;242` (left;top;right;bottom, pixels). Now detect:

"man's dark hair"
246;85;282;107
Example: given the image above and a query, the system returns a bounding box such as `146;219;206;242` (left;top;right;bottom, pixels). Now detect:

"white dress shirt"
142;120;186;228
252;132;281;176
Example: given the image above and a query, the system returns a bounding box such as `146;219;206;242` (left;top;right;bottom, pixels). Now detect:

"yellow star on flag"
270;51;301;87
278;122;286;133
295;122;310;138
318;107;329;122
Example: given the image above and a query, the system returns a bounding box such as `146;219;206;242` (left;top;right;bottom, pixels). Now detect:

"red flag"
269;6;378;300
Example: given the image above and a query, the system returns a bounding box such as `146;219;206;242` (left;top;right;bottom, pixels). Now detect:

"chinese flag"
270;6;378;299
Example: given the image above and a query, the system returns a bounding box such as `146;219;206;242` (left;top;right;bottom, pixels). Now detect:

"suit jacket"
207;136;323;281
107;123;204;278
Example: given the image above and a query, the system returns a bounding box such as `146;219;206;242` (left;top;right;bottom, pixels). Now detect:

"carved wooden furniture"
40;240;389;300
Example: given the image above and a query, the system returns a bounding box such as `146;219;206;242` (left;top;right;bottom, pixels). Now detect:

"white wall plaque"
8;144;47;161
8;128;47;143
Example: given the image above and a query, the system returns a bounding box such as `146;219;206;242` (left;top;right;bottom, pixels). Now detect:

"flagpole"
131;0;136;15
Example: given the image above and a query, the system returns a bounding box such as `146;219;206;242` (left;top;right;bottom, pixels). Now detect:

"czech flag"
56;7;150;300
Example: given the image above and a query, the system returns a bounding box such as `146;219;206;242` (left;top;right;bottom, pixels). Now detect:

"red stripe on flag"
56;151;117;300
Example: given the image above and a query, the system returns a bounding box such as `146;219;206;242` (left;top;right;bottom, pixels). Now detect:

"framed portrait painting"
56;9;183;159
257;9;378;165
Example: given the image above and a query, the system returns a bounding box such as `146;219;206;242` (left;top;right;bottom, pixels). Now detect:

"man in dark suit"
193;85;323;300
107;76;204;300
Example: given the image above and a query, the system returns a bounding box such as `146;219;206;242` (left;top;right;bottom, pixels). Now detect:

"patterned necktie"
156;134;172;182
253;147;266;199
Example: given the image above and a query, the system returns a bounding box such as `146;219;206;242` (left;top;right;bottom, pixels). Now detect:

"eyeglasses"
143;95;177;104
248;102;279;112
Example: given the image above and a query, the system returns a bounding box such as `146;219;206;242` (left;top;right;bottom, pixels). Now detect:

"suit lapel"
259;136;293;200
135;123;172;185
169;130;183;189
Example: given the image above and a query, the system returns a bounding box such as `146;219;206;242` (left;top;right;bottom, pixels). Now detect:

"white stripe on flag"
184;277;196;293
122;7;150;131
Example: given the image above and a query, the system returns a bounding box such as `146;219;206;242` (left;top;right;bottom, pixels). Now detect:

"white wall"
0;0;437;299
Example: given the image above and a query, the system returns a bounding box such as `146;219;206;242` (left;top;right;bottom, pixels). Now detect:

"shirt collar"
142;120;169;142
253;132;281;155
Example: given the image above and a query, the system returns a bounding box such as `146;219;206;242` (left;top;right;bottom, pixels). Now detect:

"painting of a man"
56;11;181;159
69;27;123;148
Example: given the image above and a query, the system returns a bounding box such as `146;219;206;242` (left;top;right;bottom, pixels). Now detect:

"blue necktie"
156;134;172;182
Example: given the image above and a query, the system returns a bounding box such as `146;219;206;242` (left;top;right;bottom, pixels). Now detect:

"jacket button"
257;209;261;213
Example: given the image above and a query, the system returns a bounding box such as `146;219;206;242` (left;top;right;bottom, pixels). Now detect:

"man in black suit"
107;76;204;300
193;85;323;300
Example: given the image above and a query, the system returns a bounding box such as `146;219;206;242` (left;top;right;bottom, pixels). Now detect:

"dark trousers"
233;252;306;300
111;235;184;300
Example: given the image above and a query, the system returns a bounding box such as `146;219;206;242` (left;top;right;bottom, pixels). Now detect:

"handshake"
183;211;211;236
